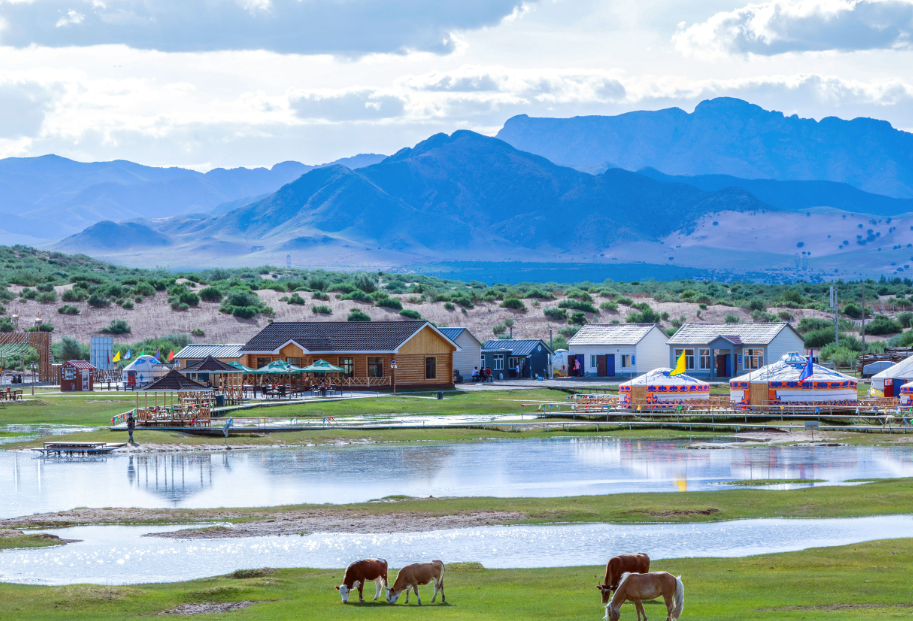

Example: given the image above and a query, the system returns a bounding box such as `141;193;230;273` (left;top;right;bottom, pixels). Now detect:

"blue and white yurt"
122;355;169;387
729;352;857;406
619;368;710;406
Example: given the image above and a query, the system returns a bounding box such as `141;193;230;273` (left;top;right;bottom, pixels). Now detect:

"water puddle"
1;515;910;585
0;425;98;445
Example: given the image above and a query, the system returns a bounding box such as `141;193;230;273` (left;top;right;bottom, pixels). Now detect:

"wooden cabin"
60;360;95;392
239;321;459;389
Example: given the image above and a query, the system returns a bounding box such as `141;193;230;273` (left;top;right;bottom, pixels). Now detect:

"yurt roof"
731;353;856;384
872;355;913;380
620;368;709;387
122;355;163;370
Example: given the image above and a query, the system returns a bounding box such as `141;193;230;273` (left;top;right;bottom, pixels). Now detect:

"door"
749;383;768;406
81;372;89;391
716;354;727;377
606;355;615;377
631;385;648;405
885;379;894;398
596;355;607;377
573;354;584;376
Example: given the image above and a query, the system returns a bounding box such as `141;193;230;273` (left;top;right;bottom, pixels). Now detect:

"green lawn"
0;539;910;620
0;533;70;550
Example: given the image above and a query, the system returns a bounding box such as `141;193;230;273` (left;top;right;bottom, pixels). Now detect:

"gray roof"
482;339;553;356
174;344;245;359
567;323;664;346
140;369;210;392
240;321;454;353
182;356;241;374
666;322;803;346
439;327;482;346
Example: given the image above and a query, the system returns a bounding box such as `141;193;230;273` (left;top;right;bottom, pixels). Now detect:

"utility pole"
861;280;866;358
549;327;553;351
831;286;838;348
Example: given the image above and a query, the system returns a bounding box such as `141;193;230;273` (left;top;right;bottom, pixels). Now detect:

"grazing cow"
596;553;650;604
386;561;445;605
336;559;388;603
604;572;684;621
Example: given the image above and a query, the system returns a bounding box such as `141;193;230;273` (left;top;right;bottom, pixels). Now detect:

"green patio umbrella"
299;359;345;374
260;359;304;374
228;360;256;373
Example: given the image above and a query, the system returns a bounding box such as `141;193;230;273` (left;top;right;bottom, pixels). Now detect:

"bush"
443;301;455;311
500;298;527;311
669;314;687;329
101;319;131;335
311;305;333;315
804;327;837;348
342;290;373;303
33;290;57;304
617;297;633;306
61;288;87;302
798;317;832;333
87;292;110;308
544;307;567;321
232;306;258;319
190;328;205;337
898;312;913;329
312;291;330;301
353;272;379;293
492;322;507;335
26;323;54;332
778;310;793;321
199;286;223;302
406;295;423;304
399;309;421;319
133;281;156;297
558;299;598;313
525;288;556;300
347;309;371;322
179;291;200;307
287;293;306;305
53;336;88;363
843;303;871;319
865;315;903;335
599;301;618;312
626;307;662;323
378;297;404;311
558;326;579;338
747;298;766;312
564;289;593;303
57;304;80;315
724;314;740;324
0;318;14;332
750;310;778;322
20;288;37;300
568;311;587;325
121;300;134;310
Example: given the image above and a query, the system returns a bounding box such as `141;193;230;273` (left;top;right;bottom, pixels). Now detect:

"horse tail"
671;575;685;620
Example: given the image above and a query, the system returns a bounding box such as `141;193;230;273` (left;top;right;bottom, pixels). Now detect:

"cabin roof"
667;322;802;346
567;323;663;346
240;321;453;354
482;339;553;356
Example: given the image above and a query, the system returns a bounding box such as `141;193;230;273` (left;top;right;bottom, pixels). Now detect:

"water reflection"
2;515;911;585
2;438;912;519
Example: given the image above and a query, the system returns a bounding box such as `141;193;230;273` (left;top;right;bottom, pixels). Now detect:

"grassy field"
0;539;910;620
0;533;69;550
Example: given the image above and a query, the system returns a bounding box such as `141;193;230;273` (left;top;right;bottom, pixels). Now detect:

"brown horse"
604;572;684;621
596;553;650;603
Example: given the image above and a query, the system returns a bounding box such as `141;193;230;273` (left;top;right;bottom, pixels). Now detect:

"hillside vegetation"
1;246;910;369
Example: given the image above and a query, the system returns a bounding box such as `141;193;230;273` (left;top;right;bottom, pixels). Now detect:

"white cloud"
289;90;406;121
0;0;537;55
674;0;913;58
0;82;51;139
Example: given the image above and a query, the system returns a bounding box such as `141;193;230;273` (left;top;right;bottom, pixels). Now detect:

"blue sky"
0;0;912;169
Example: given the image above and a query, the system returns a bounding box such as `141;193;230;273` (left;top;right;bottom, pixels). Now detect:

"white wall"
767;328;806;365
568;344;635;376
452;332;482;378
635;327;669;372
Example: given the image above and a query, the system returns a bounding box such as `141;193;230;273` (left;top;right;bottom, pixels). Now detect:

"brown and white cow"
386;560;445;605
596;553;650;604
336;558;388;603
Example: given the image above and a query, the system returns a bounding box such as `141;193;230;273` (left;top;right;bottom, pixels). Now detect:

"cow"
335;558;388;603
386;560;445;605
596;553;650;604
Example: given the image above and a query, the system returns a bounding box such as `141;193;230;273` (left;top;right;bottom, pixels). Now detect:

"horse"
603;572;684;621
596;553;650;603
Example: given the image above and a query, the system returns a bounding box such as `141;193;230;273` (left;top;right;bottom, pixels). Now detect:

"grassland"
0;533;70;550
0;539;911;620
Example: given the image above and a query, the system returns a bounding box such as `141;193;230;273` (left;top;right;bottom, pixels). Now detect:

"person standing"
127;411;136;444
485;366;492;383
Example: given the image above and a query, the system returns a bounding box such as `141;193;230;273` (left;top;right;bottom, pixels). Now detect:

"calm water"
2;516;911;585
3;438;913;519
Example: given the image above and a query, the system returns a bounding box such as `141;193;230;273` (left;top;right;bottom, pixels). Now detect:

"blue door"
607;355;615;377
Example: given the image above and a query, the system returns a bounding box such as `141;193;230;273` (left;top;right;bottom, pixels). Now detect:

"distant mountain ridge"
496;97;913;198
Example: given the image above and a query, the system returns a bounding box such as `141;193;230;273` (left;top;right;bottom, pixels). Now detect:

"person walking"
127;411;136;444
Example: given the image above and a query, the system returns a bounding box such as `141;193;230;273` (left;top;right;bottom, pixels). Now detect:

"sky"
1;0;913;170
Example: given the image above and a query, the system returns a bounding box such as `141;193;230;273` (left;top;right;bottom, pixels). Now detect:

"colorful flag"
798;351;814;382
113;350;121;363
168;349;174;361
154;349;160;361
139;349;146;357
670;350;687;376
125;349;132;360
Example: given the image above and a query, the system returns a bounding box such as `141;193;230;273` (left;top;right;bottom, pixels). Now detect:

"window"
621;354;632;368
493;354;504;370
590;355;597;368
256;357;271;370
674;349;695;369
367;357;384;378
286;357;301;366
745;349;763;370
699;349;711;370
338;357;354;378
425;356;437;379
509;356;519;369
63;367;75;381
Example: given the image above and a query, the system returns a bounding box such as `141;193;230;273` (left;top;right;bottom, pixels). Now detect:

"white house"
666;322;805;380
439;327;483;382
566;324;668;378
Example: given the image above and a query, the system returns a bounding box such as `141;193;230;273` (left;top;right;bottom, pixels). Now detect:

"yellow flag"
113;351;121;362
670;350;686;376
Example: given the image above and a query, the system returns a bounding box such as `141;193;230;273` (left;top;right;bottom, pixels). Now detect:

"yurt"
729;352;857;407
899;382;913;406
870;356;913;398
619;368;710;406
122;355;169;388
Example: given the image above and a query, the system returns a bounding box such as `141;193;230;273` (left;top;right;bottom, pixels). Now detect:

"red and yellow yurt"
619;368;710;407
899;382;913;406
729;353;857;407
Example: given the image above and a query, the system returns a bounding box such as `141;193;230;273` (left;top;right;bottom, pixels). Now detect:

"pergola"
0;332;52;381
133;369;213;427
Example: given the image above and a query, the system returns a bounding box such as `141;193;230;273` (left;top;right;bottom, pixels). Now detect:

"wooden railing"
340;376;391;387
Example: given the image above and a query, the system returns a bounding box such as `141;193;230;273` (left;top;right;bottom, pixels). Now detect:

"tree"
54;336;88;363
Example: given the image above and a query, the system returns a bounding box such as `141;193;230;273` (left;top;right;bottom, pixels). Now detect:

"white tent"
899;382;913;406
730;353;857;406
870;355;913;397
122;355;169;387
619;368;710;405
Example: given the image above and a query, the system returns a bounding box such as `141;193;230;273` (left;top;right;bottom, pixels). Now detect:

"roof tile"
567;323;663;346
667;322;798;346
481;339;552;356
239;321;434;353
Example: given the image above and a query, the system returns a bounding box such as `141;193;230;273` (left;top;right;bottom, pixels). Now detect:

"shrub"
35;291;58;304
169;297;189;311
843;303;871;319
406;296;424;304
287;293;306;305
134;282;156;297
347;309;371;322
778;310;793;321
898;312;913;329
87;292;110;308
231;306;258;319
399;309;421;319
328;282;357;294
353;272;378;293
750;310;778;322
865;315;903;335
669;314;687;329
492;323;507;335
525;288;556;300
312;305;333;315
121;300;134;310
36;283;54;292
57;305;80;315
342;290;372;303
558;299;598;313
568;311;587;325
626;307;662;323
199;286;223;302
20;288;37;300
500;298;527;311
378;297;404;311
179;291;200;307
62;288;87;302
804;327;839;348
798;317;832;333
443;301;455;311
101;319;131;335
190;328;205;337
564;289;593;303
747;298;766;312
724;314;740;324
558;326;579;338
26;323;54;332
698;303;708;310
0;318;14;332
53;336;88;363
312;291;330;301
617;297;633;306
544;307;567;321
599;301;618;312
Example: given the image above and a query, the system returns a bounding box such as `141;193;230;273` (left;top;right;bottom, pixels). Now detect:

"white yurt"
619;368;710;406
729;352;857;407
899;382;913;406
122;355;169;387
870;356;913;398
551;349;570;375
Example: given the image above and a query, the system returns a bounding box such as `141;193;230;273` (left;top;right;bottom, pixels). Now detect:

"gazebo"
181;355;244;404
132;369;214;427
